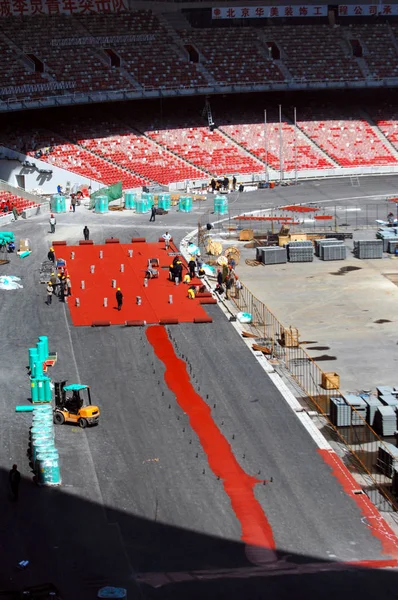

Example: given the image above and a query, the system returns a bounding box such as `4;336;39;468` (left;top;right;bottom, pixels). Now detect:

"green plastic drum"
38;336;49;360
141;193;154;212
135;198;150;214
179;196;192;213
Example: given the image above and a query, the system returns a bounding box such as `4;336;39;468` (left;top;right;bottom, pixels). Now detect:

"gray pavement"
1;180;398;598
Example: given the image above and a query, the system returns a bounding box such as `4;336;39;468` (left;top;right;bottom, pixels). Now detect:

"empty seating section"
0;40;45;99
220;119;334;171
179;29;284;85
0;190;38;212
137;115;264;175
0;16;132;95
49;116;207;184
265;25;362;81
368;105;398;151
347;24;398;79
296;107;398;167
3;128;147;188
78;12;206;90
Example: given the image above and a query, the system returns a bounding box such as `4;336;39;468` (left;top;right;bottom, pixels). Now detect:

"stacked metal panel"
388;241;398;254
354;240;383;259
287;241;314;263
376;442;398;477
360;394;382;427
321;244;347;261
374;407;397;437
330;396;351;427
376;385;396;398
256;247;268;262
376;229;398;252
260;247;287;265
392;468;398;497
315;238;337;257
343;394;367;425
379;393;398;408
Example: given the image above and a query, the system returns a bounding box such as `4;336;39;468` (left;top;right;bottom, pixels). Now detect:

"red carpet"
64;242;210;326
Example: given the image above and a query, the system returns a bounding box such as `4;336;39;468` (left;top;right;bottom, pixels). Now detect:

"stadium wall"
0;147;103;195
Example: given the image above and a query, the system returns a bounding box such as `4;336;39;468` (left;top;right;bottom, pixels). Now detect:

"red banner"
0;0;127;16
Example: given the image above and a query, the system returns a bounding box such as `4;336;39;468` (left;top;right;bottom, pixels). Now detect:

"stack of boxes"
287;241;314;263
353;240;383;259
257;247;287;265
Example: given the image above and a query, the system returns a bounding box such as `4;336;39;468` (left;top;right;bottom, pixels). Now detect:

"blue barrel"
124;192;136;210
218;197;229;215
158;193;171;210
179;196;193;213
37;456;61;486
51;195;66;213
95;195;109;214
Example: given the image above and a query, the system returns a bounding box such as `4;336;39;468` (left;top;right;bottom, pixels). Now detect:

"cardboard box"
240;229;254;241
321;372;340;390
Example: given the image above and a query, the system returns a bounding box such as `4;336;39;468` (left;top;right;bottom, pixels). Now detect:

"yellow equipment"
54;382;100;428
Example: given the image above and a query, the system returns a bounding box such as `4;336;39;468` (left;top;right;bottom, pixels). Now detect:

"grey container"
288;241;313;248
330;396;351;427
321;244;346;261
388;240;398;254
354;240;383;259
261;247;287;265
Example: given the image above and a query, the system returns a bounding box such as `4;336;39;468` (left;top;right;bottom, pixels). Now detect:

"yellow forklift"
54;382;100;428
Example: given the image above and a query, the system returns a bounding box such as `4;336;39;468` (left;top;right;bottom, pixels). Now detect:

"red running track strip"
318;449;398;558
146;325;276;554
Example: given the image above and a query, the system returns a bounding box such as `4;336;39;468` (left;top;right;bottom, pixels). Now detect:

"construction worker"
45;282;53;305
225;275;232;300
83;226;89;240
9;464;21;501
149;205;156;222
65;276;72;297
48;247;55;263
187;285;196;299
174;260;183;284
162;231;171;250
116;287;123;311
169;263;175;281
49;214;56;233
183;273;191;284
188;258;196;279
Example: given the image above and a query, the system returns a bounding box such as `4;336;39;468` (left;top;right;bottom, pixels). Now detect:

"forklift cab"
54;381;99;428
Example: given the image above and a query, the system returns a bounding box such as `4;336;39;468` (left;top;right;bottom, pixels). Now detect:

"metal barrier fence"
203;202;398;235
231;280;398;513
196;206;398;512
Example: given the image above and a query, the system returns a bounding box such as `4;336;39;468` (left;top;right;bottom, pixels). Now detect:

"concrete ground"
1;176;398;599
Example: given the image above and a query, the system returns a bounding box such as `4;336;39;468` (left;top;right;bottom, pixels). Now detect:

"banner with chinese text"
211;6;328;19
0;0;127;17
338;4;398;16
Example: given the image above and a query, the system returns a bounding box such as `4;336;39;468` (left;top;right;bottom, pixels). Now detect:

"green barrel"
158;193;171;210
43;378;52;402
179;196;192;213
38;336;49;360
218;197;228;215
37;456;61;486
0;231;15;243
124;192;136;210
60;196;67;212
36;340;46;364
33;404;53;413
95;195;109;214
30;378;39;403
141;193;154;212
29;348;39;376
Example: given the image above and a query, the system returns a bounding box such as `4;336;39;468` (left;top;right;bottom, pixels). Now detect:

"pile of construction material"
315;238;347;261
256;246;287;265
286;241;313;263
353;240;383;259
377;443;398;477
376;227;398;253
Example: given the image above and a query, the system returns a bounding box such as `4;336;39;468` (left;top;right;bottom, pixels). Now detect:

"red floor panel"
64;243;210;326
